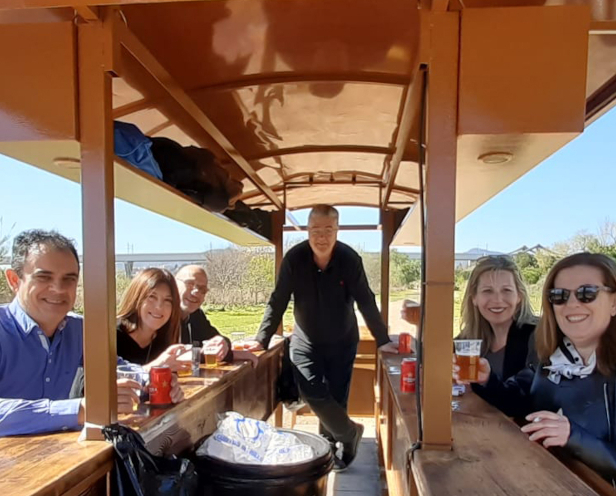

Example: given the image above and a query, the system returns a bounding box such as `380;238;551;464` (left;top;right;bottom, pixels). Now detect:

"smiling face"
138;283;174;336
307;214;338;259
175;266;208;316
6;245;79;336
552;265;616;351
472;270;521;329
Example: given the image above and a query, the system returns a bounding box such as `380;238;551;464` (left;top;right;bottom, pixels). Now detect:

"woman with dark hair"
117;268;187;369
457;253;616;481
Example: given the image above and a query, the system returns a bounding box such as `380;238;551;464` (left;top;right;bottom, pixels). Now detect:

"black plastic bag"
277;338;305;412
103;423;199;496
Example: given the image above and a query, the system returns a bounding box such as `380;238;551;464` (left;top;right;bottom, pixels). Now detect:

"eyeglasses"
177;279;208;295
547;285;614;305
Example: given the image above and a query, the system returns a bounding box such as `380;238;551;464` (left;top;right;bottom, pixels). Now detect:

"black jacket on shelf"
474;343;616;483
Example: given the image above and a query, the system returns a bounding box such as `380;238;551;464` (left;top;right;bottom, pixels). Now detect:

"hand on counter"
522;410;570;448
202;336;229;362
379;342;399;354
146;344;191;374
243;340;264;351
232;349;259;368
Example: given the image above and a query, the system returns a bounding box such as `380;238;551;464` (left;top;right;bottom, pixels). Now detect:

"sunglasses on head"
547;285;615;305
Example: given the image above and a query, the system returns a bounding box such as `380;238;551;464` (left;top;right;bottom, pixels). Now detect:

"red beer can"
400;357;417;393
398;333;412;354
149;366;172;407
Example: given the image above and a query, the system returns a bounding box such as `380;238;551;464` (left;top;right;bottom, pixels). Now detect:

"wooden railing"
0;342;283;496
376;353;607;496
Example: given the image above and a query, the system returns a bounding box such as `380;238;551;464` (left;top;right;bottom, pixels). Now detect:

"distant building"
405;248;506;268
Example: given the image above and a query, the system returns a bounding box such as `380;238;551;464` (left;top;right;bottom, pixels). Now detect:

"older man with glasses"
246;204;398;471
175;265;233;363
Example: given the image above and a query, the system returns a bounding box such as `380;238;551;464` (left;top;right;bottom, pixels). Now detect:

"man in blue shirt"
0;229;182;436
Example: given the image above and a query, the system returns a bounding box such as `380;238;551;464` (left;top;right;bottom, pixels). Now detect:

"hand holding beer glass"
452;339;490;384
203;343;219;368
400;299;420;326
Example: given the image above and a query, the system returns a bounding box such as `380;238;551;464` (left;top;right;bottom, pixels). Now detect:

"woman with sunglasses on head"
459;253;616;481
117;268;189;372
458;255;537;381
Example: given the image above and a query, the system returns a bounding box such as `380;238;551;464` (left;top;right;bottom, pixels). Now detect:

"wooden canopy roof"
0;0;615;245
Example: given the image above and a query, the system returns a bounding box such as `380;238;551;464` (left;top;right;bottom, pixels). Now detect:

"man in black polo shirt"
248;205;398;470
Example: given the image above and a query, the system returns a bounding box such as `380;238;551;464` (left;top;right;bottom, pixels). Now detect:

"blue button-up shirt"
0;299;84;436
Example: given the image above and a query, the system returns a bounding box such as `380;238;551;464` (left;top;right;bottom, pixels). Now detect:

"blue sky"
0;107;614;255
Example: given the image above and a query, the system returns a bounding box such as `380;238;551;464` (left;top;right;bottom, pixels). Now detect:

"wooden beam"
272;210;285;427
431;0;450;11
241;181;419;201
73;5;99;21
285;211;301;231
114;20;283;210
380;210;394;326
420;11;459;450
382;65;424;208
247;145;394;161
2;0;220;8
78;18;117;440
586;73;616;124
589;20;616;34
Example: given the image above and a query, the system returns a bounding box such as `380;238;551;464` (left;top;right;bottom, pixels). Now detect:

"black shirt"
116;324;168;365
180;309;233;363
256;241;390;348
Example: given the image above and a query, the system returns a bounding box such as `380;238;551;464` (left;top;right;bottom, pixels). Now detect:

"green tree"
245;251;275;304
513;252;538;270
390;250;421;288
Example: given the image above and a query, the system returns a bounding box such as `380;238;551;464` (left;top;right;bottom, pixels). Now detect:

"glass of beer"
231;331;246;351
453;339;482;382
203;344;218;369
403;299;421;324
177;345;193;377
117;364;145;410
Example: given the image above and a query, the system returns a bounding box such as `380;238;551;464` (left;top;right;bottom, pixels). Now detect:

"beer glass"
203;344;218;369
231;331;246;351
453;339;482;382
177;345;193;377
117;364;146;410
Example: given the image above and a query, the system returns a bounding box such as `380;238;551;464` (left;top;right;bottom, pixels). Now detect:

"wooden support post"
272;210;285;427
420;11;459;450
380;210;395;326
78;19;117;439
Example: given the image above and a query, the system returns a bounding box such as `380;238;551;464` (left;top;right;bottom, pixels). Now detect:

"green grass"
204;304;295;338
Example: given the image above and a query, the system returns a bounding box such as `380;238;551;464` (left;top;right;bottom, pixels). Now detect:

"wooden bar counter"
376;353;604;496
0;341;283;496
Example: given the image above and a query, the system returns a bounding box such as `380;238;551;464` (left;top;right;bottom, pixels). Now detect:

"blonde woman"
458;256;537;380
462;253;616;481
